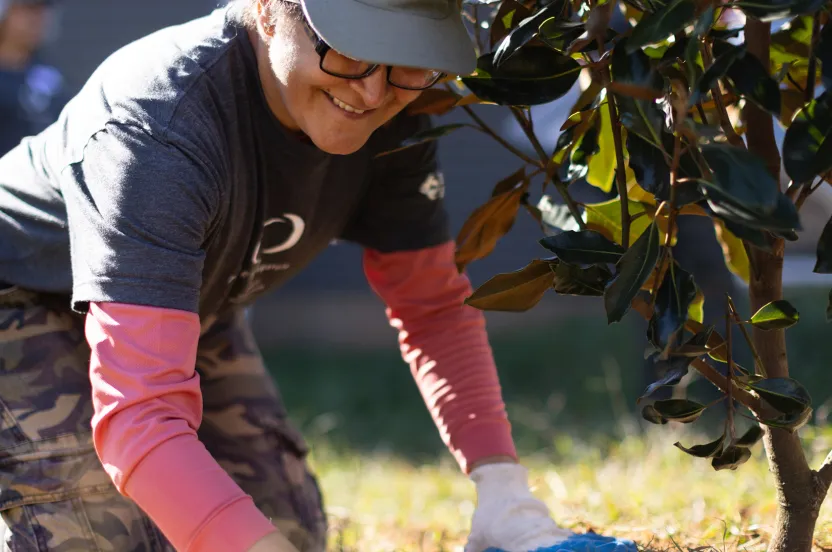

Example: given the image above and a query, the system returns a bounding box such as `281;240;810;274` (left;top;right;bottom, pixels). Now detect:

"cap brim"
301;0;477;77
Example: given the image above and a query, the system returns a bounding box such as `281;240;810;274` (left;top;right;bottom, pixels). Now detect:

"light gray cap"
293;0;477;77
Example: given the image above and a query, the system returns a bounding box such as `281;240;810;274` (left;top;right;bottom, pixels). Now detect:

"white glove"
465;462;573;552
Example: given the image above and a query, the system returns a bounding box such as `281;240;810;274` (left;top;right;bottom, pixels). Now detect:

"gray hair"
234;0;303;31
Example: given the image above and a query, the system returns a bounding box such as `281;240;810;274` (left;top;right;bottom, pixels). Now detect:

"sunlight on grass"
309;426;832;552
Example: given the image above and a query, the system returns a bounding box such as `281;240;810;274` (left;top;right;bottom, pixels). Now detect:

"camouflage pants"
0;286;326;551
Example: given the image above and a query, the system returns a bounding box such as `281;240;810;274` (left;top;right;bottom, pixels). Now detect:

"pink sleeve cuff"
125;435;276;552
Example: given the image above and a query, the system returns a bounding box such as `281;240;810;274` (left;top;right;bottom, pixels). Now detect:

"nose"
349;67;389;109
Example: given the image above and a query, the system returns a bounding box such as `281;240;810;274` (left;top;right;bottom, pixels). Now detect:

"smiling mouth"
325;92;369;115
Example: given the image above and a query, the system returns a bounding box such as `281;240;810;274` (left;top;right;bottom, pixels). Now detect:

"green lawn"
309;427;832;551
263;286;832;551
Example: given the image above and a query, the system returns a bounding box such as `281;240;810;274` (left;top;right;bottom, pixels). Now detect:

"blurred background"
3;0;831;471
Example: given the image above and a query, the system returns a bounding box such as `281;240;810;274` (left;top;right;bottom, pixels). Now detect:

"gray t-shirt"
0;6;450;317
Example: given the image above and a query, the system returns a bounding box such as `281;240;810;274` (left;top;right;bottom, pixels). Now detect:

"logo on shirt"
229;213;305;304
419;172;445;201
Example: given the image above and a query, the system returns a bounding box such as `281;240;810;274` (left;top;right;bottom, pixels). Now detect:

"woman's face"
255;6;423;155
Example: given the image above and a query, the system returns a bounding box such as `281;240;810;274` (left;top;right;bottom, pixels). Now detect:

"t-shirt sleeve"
61;122;220;313
339;113;451;252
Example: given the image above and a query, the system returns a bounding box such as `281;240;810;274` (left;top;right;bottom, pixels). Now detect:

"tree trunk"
744;19;828;552
749;246;822;552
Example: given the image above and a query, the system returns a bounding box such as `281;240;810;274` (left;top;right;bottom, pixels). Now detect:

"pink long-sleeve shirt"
87;241;516;551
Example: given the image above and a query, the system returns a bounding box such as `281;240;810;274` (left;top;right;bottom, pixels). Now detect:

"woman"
0;1;635;550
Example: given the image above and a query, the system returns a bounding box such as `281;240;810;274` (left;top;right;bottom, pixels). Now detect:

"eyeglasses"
300;18;444;91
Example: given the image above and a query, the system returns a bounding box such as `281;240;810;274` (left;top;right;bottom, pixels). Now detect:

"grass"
261;286;832;551
309;426;832;552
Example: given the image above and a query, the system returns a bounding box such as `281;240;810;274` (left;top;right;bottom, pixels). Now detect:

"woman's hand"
465;462;572;552
246;530;301;552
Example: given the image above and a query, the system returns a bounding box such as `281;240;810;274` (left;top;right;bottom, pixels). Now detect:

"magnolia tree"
394;0;832;548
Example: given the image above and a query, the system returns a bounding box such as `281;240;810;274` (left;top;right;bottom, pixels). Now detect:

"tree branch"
690;357;766;414
502;106;586;230
701;42;745;148
631;296;769;415
727;295;767;377
461;104;542;167
696;102;708;125
588;1;630;247
725;294;736;444
510;107;549;163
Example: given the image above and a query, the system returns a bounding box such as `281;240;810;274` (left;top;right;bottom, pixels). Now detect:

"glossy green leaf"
680;8;714;86
713;219;751;284
639;356;693;401
465;259;554;312
688;288;705;323
604;223;661;323
700;144;801;234
724;46;781;116
627;0;696;52
734;425;764;448
721;217;772;251
690;44;744;106
708;193;801;236
736;0;827;23
492;0;567;66
377;123;468;157
747;377;811;415
712;446;752;471
540;230;626;264
611;38;665;145
692;40;781;114
586;97;616;193
536;196;583;235
585;198;652;246
675;433;725;458
462;48;581;106
565;123;600;182
783;92;832;184
770;16;813;80
551;261;613;296
749;300;800;330
684;325;714;349
652;398;707;423
693;5;716;37
489;0;532;49
759;407;813;431
819;22;832;90
627;133;704;205
642;404;668;425
538;18;585;52
648;264;698;350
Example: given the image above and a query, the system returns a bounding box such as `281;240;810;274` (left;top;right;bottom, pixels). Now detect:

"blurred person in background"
0;1;636;551
0;0;66;155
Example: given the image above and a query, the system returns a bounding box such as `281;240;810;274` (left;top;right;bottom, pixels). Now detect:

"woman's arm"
361;241;518;473
86;302;282;551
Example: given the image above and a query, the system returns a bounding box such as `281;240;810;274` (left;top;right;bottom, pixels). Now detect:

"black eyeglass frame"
299;18;444;91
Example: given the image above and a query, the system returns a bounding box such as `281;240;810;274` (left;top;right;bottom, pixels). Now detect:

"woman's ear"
255;0;277;39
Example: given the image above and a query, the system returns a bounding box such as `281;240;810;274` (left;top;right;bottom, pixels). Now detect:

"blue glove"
483;532;638;552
